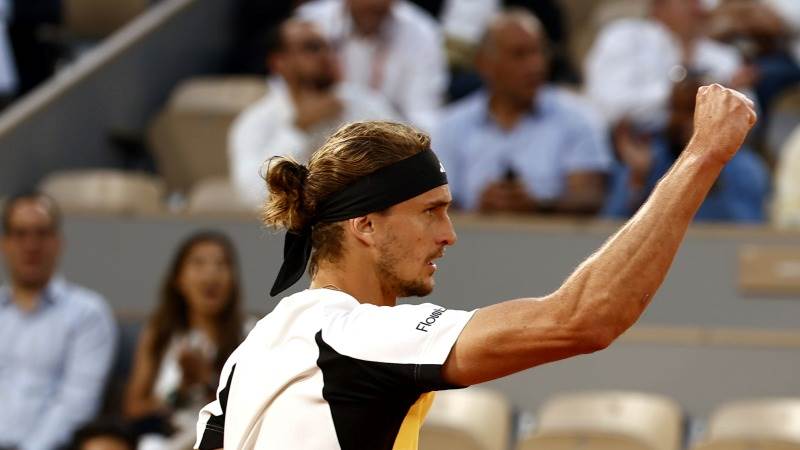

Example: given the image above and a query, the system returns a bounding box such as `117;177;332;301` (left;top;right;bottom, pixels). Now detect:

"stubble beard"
376;240;432;298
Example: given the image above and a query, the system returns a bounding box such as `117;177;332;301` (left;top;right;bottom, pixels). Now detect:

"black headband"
270;149;448;296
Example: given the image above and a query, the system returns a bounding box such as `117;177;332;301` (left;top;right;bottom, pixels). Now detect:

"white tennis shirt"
195;288;475;450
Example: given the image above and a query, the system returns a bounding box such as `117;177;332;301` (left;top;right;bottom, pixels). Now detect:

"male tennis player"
195;83;756;450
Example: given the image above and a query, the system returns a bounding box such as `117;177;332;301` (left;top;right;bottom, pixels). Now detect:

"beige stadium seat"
40;169;165;214
64;0;149;39
186;177;255;215
692;399;800;450
419;387;512;450
148;76;267;193
518;391;683;450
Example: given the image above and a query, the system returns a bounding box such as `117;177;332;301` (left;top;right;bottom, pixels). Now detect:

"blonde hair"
262;121;430;275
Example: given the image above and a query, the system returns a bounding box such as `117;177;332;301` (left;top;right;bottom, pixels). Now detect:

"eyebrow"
424;199;452;209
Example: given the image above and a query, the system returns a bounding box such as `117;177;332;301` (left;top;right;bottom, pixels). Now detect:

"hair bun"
261;156;309;231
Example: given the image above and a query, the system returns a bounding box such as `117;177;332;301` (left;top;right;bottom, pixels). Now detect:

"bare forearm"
556;144;723;339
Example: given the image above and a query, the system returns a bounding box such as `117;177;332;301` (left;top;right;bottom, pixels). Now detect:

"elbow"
579;327;617;353
566;293;626;354
564;319;617;355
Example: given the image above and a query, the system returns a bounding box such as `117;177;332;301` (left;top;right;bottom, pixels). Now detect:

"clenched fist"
690;84;757;164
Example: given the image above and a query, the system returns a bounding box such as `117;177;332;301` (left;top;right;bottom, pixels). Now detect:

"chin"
398;278;434;298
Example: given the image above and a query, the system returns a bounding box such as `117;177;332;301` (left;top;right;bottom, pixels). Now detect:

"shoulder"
393;1;442;43
58;280;115;324
541;86;604;131
595;17;662;43
296;0;339;21
337;83;396;118
440;91;486;127
235;84;285;124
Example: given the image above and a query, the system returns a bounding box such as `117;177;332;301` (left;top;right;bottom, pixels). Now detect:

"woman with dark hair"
124;231;247;449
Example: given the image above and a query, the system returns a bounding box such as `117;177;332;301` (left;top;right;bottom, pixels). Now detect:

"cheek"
177;270;198;297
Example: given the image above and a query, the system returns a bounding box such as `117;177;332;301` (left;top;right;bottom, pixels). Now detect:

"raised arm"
443;85;757;386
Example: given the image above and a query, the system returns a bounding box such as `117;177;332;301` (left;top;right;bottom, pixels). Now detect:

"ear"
347;215;376;247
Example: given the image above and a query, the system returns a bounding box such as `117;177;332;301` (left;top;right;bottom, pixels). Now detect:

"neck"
188;311;219;341
11;282;45;312
488;91;533;130
311;260;397;307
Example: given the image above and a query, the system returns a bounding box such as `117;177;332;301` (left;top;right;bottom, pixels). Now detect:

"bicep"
441;296;598;386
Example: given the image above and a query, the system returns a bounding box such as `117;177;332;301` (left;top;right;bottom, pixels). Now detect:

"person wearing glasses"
0;193;116;450
228;17;397;209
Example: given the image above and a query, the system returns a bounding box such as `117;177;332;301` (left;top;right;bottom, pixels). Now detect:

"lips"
426;250;445;270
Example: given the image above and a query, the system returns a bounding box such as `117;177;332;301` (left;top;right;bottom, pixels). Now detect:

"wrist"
684;134;730;168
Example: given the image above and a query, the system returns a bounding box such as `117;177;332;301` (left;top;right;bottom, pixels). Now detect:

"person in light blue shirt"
604;76;769;223
0;193;116;450
433;9;612;215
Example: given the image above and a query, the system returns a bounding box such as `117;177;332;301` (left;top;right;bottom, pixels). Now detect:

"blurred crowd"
227;0;800;225
0;193;249;450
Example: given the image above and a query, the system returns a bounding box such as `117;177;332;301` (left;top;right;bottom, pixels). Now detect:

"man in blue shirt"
604;76;769;223
434;8;612;215
0;193;117;450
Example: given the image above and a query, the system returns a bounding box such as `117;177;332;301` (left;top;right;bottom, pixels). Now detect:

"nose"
439;214;458;247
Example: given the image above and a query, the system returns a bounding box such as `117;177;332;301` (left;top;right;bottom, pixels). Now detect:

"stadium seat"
767;86;800;161
186;177;255;215
419;387;512;450
64;0;149;39
148;76;267;193
692;399;800;450
773;123;800;227
39;169;165;214
518;391;683;450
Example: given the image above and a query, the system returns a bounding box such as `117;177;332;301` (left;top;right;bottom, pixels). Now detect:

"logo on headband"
439;162;446;173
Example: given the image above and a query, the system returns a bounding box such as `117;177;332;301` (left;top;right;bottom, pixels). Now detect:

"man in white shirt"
297;0;447;131
228;18;397;208
585;0;750;130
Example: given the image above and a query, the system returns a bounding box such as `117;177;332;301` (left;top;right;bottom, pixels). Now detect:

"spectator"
0;192;117;450
709;0;800;136
434;9;611;215
297;0;446;131
7;0;61;98
440;0;577;101
124;231;247;450
69;420;137;450
585;0;751;130
0;0;17;105
605;77;769;222
228;0;306;74
229;17;397;207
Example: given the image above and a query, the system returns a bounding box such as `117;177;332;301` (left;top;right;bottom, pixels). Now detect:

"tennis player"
195;84;756;450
